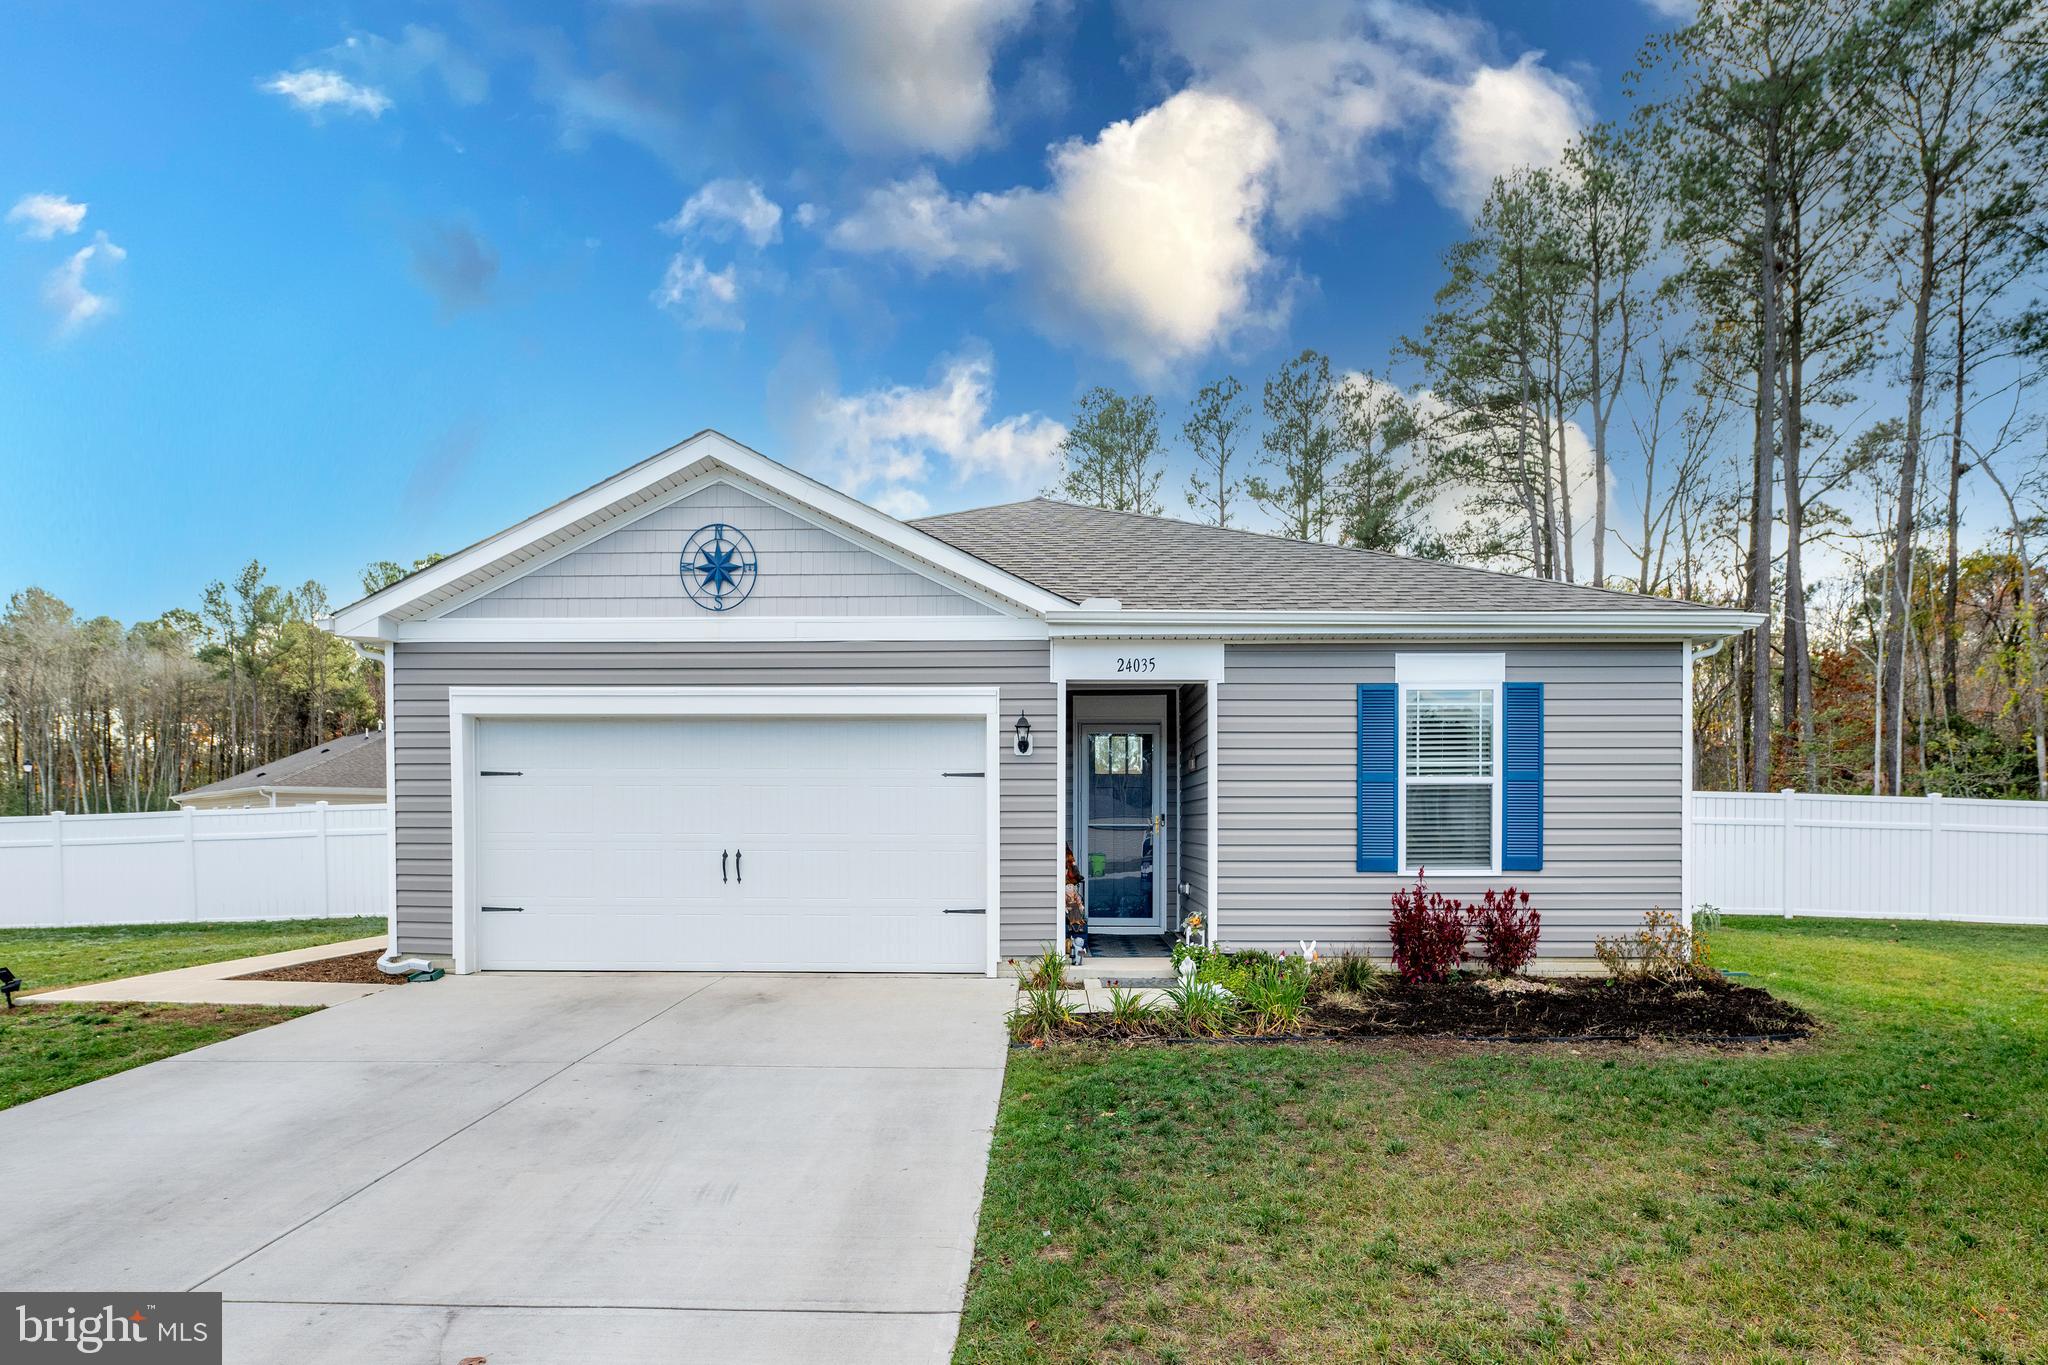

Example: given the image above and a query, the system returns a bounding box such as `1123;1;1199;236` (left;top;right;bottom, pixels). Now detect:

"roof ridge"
921;497;1715;610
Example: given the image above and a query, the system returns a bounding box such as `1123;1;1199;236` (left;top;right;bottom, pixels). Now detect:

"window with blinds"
1402;686;1496;869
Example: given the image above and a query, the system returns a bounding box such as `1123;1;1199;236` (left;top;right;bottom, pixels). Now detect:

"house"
326;431;1759;976
171;730;387;810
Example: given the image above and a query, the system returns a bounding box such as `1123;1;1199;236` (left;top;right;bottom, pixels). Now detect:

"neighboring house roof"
173;731;386;803
913;499;1732;614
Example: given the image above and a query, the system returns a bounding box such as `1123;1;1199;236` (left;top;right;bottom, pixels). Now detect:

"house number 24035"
1115;656;1158;674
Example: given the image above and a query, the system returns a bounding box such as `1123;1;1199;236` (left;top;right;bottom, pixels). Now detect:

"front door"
1076;724;1164;933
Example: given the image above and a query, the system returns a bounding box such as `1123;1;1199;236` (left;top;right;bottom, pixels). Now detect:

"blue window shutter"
1502;681;1544;872
1356;684;1398;873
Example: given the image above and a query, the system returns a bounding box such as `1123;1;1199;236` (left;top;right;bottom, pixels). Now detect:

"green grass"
955;918;2048;1363
0;1001;315;1110
0;916;384;992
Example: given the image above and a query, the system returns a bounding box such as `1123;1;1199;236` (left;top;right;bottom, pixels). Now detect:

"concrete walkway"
0;971;1015;1364
28;935;395;1007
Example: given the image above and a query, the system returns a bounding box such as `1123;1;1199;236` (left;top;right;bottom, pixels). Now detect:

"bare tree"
1872;0;2036;792
1183;375;1248;527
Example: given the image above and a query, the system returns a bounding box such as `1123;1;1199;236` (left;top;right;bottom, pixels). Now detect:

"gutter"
171;785;380;807
1042;608;1766;642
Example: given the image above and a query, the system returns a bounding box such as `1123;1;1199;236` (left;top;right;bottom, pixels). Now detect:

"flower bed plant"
1007;903;1815;1046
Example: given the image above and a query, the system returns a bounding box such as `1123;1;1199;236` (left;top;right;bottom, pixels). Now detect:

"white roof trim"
393;616;1049;643
1042;607;1764;641
173;784;383;805
328;431;1073;638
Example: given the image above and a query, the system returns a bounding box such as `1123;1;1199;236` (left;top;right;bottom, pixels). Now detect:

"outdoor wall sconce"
1013;711;1033;756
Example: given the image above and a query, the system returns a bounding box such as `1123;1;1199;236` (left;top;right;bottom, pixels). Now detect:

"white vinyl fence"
1692;790;2048;925
0;804;390;929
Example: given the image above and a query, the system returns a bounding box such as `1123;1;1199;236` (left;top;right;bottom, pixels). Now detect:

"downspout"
1681;637;1730;933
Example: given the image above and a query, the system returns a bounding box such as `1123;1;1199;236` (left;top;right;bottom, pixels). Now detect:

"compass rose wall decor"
678;522;759;611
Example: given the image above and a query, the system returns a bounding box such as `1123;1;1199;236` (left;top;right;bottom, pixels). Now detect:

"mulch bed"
232;949;404;984
1046;975;1815;1046
1310;976;1814;1042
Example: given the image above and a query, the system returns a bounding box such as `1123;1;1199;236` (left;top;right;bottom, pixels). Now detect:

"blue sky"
2;0;1685;622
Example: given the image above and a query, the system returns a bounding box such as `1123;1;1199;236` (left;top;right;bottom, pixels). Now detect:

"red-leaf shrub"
1389;872;1469;984
1469;887;1540;976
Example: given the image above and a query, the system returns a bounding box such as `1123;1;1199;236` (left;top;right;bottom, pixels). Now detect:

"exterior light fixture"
1013;711;1033;756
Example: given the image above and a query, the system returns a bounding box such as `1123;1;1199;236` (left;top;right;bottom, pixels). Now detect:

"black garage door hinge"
943;907;987;915
480;770;522;777
480;905;525;913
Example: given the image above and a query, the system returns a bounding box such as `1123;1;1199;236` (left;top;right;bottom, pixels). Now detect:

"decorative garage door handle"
721;850;728;883
735;850;742;882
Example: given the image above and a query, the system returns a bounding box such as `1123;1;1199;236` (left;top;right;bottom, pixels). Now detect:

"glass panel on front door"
1084;730;1157;924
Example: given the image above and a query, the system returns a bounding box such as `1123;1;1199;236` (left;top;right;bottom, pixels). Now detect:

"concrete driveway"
0;972;1015;1364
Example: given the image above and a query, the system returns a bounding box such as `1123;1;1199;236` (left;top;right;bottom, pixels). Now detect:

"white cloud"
1125;0;1445;228
1129;0;1591;222
8;193;87;240
832;90;1282;374
664;180;782;248
338;25;488;106
806;352;1065;513
749;0;1033;157
1033;93;1280;363
829;170;1022;272
262;68;392;117
1404;384;1607;568
1431;54;1590;213
871;487;933;519
1640;0;1696;18
652;254;742;329
822;3;1593;370
44;231;125;334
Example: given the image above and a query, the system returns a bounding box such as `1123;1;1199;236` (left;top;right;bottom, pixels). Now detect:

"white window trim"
1395;654;1505;878
444;685;1004;978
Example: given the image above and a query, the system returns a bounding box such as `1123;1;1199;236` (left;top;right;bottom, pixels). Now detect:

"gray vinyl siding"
1178;682;1210;929
446;481;997;619
390;640;1056;961
1216;642;1684;957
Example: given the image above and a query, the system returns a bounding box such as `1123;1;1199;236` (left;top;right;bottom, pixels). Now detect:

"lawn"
955;919;2048;1363
0;1001;315;1110
0;915;384;992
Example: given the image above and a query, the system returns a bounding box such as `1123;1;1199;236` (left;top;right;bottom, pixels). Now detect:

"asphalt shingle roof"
910;499;1724;613
176;731;386;800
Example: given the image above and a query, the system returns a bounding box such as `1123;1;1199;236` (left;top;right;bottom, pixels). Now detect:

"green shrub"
1102;984;1163;1033
1162;974;1238;1037
1316;950;1383;995
1007;979;1077;1042
1237;957;1311;1034
1014;943;1074;991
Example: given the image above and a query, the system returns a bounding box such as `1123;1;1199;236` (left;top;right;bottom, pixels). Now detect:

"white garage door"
472;716;988;972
